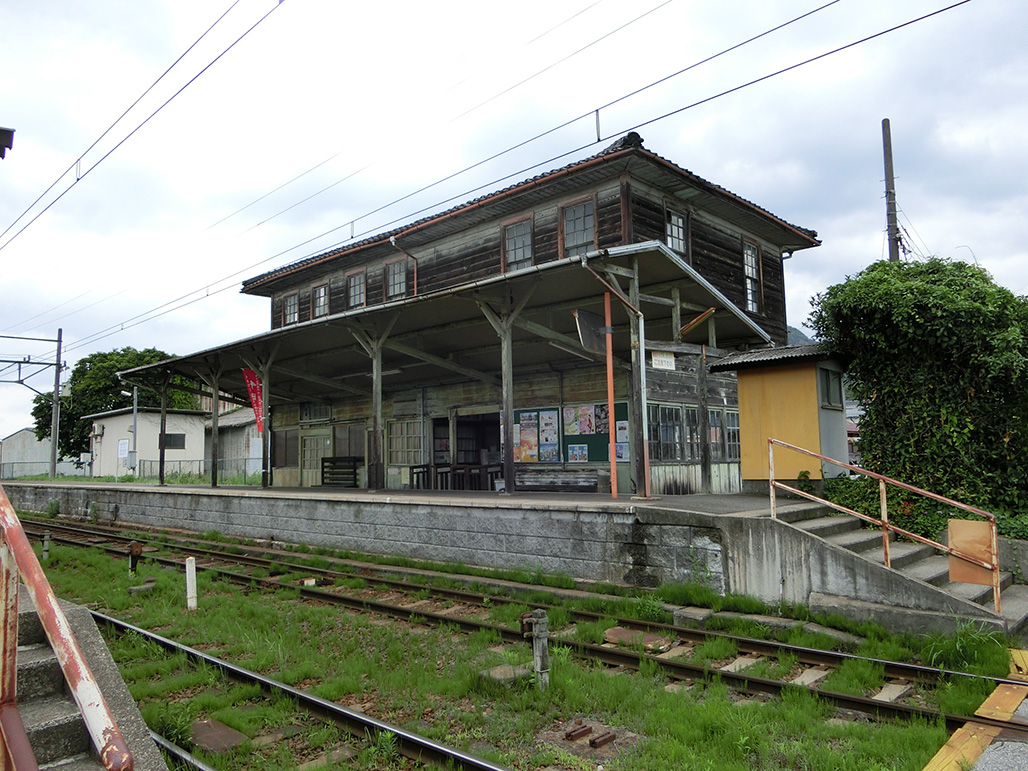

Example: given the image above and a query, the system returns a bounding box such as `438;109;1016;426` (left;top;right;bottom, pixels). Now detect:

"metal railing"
768;438;1001;615
0;485;133;771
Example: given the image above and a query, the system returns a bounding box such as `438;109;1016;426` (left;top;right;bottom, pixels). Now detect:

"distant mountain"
786;326;813;345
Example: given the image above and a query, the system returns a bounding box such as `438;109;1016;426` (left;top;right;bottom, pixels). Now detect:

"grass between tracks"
35;542;1012;771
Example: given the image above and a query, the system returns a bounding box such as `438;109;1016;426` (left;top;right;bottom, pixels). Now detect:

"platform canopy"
119;240;770;410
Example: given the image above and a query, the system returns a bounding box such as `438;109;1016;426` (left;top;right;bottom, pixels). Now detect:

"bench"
321;456;359;487
515;466;600;493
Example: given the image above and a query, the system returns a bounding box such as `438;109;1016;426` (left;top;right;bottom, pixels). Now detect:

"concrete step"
824;527;888;554
898;554;952;587
988;584;1028;637
17;643;65;701
864;540;936;570
40;753;106;771
774;503;839;525
18;695;90;766
794;515;863;538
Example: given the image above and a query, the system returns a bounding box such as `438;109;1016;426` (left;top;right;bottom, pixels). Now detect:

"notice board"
513;401;628;463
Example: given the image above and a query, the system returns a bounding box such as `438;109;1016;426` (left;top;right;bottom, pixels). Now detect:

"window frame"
159;433;186;450
346;269;366;309
282;292;299;325
820;368;844;409
311;283;329;318
385;258;407;299
502;216;534;272
559;195;597;258
272;428;299;468
647;403;683;462
743;240;762;314
725;410;741;462
387;419;423;465
665;209;688;255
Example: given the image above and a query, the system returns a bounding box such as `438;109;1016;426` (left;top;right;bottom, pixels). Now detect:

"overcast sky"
1;0;1025;442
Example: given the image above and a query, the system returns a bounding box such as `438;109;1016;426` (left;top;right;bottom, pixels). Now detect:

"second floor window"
743;242;762;314
666;210;687;254
562;199;595;257
312;284;329;318
347;270;365;308
283;293;298;325
386;259;407;299
504;219;533;271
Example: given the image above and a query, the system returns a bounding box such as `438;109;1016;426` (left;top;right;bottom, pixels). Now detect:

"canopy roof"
120;242;771;407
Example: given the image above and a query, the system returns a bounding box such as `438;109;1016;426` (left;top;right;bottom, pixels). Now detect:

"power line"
209;0;617;231
9;1;971;375
228;0;842;239
0;0;284;256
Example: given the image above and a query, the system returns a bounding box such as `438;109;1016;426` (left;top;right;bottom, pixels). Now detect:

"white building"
0;428;83;478
85;408;206;478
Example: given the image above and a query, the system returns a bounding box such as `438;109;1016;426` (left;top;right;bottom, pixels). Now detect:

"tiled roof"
241;133;819;292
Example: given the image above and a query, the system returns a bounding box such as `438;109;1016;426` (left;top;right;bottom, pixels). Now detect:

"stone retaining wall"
3;484;727;592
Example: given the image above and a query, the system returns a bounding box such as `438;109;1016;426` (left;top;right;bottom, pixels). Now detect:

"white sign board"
651;351;676;371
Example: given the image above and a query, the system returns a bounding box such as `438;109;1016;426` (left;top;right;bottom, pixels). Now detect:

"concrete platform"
4;481;1022;637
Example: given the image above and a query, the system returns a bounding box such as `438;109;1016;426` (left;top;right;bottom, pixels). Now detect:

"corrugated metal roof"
708;343;840;372
241;133;820;295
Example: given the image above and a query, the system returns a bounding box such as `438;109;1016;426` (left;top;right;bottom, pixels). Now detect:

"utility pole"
49;329;62;478
882;118;901;262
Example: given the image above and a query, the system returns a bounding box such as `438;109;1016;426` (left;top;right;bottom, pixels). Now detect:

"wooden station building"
122;133;820;496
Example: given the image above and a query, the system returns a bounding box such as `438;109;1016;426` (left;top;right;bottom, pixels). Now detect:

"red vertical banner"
243;368;264;433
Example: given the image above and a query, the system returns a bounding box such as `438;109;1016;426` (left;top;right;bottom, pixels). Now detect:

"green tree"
32;347;197;461
809;259;1028;524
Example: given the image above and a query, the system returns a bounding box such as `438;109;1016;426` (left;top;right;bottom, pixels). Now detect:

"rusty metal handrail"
0;485;133;771
768;438;1001;615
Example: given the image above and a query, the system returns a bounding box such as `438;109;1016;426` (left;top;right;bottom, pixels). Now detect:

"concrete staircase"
14;590;168;771
776;505;1028;637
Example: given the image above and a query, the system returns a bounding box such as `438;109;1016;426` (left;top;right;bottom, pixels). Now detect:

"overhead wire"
10;1;970;376
0;0;285;256
233;0;842;239
212;0;619;231
0;0;245;246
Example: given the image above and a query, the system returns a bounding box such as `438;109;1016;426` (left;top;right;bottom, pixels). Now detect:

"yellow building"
710;345;849;488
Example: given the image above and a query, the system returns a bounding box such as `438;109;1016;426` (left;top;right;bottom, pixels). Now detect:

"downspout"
389;236;419;296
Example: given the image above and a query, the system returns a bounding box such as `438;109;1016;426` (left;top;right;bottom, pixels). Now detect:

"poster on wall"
595;403;609;434
578;405;595;435
615;443;630;461
563;406;579;435
616;420;629;443
539;409;559;462
568;444;588;463
518;411;539;461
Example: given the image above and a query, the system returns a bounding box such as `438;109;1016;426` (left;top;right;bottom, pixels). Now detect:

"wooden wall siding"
690;217;787;345
645;349;738;409
596;188;624;251
650;463;741;495
629;192;667;246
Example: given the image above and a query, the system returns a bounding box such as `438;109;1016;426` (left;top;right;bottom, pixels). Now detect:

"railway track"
24;515;1028;760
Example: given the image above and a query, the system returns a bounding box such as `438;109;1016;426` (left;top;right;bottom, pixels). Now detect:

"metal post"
879;478;891;568
604;292;617;499
768;439;777;519
49;328;62;479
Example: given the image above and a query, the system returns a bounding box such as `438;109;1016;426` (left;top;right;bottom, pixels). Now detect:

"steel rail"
94;613;513;771
27;520;1028;695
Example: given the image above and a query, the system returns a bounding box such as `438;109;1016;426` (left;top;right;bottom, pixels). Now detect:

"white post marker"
186;557;197;611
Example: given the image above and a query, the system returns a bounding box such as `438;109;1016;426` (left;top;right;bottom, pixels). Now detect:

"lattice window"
562;200;595;257
504;219;533;271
